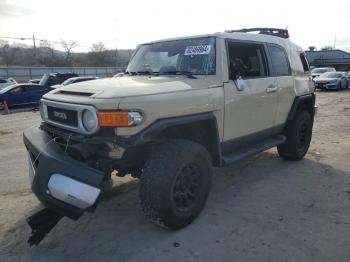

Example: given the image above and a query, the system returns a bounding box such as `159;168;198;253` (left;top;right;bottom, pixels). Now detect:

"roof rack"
225;28;289;39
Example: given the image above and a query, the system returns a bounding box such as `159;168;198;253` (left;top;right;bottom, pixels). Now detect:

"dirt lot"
0;90;350;262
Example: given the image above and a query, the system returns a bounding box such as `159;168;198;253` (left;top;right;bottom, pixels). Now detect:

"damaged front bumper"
23;126;105;245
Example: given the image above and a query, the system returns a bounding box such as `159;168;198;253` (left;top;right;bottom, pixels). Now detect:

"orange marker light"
97;112;130;126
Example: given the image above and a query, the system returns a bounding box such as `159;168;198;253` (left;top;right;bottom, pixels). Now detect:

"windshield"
319;72;343;78
312;68;332;74
126;37;216;75
0;84;15;94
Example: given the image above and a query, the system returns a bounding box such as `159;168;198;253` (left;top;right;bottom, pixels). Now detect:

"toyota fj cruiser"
23;28;316;245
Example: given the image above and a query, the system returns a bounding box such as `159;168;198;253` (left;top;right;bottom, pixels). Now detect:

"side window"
227;42;268;79
268;45;291;76
0;79;7;84
300;53;310;72
10;87;25;93
26;85;44;92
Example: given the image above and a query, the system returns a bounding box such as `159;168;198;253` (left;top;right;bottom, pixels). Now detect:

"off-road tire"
277;110;313;161
140;139;212;229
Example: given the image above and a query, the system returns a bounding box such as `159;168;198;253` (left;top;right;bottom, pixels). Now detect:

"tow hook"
27;208;63;246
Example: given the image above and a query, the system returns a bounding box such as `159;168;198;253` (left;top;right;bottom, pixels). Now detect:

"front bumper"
315;83;337;90
23;126;105;220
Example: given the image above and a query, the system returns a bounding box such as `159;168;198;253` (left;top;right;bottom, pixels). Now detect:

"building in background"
305;49;350;71
305;48;350;71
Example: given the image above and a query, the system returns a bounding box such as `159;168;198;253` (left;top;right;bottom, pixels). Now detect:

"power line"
0;36;91;48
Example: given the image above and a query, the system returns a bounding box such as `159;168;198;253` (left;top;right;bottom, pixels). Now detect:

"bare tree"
38;39;56;66
91;42;106;52
88;42;110;66
60;40;77;65
0;40;17;66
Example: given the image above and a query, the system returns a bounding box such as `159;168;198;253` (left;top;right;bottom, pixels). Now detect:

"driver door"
6;86;27;107
223;40;278;148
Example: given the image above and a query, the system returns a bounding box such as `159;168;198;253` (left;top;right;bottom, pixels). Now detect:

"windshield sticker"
184;45;211;56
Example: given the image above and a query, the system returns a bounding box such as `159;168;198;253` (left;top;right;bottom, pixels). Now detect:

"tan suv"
23;28;316;245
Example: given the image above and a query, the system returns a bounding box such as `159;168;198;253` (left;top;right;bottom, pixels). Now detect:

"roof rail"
225;28;289;39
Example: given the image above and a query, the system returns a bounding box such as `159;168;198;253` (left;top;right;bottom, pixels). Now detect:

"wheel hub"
172;163;201;210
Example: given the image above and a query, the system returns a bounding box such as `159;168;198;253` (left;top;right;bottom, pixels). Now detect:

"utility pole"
32;34;37;64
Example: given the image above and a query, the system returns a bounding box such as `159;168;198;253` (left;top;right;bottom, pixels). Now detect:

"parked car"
314;71;349;90
52;76;98;88
24;28;317;245
39;72;79;87
311;67;336;79
28;79;41;84
0;77;17;90
0;84;53;109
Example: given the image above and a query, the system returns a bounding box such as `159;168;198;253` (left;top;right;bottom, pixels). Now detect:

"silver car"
314;72;349;90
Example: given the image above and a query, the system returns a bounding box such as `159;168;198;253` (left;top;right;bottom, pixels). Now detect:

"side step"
222;135;286;165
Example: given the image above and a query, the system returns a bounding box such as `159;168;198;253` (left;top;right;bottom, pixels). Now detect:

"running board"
222;135;286;165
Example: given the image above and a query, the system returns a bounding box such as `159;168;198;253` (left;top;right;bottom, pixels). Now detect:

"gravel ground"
0;90;350;262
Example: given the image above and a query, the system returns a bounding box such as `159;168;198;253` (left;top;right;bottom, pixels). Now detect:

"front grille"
41;99;99;135
47;106;78;127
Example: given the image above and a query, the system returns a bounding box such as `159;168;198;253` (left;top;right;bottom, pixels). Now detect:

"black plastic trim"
287;94;316;121
116;112;220;147
23;126;105;220
221;124;284;154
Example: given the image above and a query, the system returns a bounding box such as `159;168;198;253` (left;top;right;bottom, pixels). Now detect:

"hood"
314;77;338;82
47;76;215;99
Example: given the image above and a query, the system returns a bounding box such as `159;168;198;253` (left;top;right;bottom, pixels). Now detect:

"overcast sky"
0;0;349;52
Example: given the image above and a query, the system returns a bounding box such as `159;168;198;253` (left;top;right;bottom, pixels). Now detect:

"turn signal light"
97;111;143;127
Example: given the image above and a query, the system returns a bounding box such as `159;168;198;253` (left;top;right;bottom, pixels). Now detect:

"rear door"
267;44;296;127
223;40;278;145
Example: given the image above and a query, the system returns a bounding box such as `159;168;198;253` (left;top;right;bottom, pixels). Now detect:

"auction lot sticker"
184;45;211;55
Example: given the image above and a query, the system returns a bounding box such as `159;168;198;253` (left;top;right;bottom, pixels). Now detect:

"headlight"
82;109;98;132
97;111;143;127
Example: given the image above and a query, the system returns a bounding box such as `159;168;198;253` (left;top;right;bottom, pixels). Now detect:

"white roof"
143;31;302;52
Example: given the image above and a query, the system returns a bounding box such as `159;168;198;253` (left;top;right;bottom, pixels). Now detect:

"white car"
311;67;336;79
0;77;17;91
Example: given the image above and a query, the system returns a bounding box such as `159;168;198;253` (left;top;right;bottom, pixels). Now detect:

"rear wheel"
140;139;212;229
277;110;313;161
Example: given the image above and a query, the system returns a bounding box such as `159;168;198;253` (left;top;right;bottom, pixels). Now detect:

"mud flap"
27;208;63;246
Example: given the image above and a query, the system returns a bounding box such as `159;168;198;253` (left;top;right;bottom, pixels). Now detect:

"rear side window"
268;45;291;76
300;53;310;72
227;42;268;79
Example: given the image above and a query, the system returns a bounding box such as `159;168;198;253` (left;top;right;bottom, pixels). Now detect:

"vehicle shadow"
0;106;39;115
1;151;350;262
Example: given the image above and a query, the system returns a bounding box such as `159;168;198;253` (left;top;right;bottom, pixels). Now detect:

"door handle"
266;85;278;93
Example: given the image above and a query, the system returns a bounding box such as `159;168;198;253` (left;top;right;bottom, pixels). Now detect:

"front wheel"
140;139;212;229
337;82;342;90
278;110;313;161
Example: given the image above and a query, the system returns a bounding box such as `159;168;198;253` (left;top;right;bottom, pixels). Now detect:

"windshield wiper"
126;71;160;76
160;70;197;79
